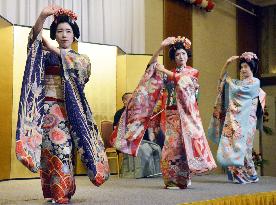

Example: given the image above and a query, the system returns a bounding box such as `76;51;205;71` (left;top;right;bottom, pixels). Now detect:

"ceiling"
246;0;276;6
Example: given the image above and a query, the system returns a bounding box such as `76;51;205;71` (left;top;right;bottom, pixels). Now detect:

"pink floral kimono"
111;63;216;188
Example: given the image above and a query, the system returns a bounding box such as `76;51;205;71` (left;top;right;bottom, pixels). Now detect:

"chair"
100;120;120;178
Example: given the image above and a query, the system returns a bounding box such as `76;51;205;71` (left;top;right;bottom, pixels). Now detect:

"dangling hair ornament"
54;8;78;23
172;36;191;50
240;52;258;62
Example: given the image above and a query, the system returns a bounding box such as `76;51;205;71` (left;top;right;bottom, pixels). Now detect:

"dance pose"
111;36;216;189
208;52;266;184
15;5;109;203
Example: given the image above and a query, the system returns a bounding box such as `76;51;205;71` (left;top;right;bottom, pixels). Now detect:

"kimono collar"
175;65;192;72
175;66;184;72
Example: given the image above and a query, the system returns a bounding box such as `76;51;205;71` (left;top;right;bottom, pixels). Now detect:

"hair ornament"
240;52;258;62
54;8;78;23
172;36;191;50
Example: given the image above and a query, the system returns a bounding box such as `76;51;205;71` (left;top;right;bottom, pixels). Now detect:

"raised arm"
42;37;61;56
156;64;173;77
220;56;239;80
31;5;60;42
148;37;175;65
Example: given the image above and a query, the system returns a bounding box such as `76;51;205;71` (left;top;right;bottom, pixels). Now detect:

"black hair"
168;42;192;61
239;58;259;77
122;92;132;101
50;15;80;40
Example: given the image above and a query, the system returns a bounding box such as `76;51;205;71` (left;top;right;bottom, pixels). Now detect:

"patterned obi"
166;105;177;110
45;65;64;102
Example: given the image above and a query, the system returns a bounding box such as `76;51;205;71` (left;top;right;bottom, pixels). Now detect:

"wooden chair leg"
116;156;120;178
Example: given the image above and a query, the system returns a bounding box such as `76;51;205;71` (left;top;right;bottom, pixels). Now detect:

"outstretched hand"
40;5;61;18
226;56;239;65
161;37;175;47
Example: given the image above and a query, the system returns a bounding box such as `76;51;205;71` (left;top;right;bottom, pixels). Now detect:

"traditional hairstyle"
239;52;259;77
50;8;80;40
168;36;192;61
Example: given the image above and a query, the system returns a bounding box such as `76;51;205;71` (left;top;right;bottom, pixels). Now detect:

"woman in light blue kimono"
208;52;266;184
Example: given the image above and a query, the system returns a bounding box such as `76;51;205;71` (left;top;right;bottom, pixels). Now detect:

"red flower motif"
16;141;27;157
195;0;203;5
206;1;215;12
93;174;105;186
50;129;67;145
42;114;57;129
51;104;66;120
96;162;105;174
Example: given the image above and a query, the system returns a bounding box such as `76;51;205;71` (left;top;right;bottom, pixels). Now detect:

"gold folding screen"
0;17;13;180
0;21;163;179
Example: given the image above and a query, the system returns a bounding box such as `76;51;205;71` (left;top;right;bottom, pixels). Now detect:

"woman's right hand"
161;37;175;47
40;5;60;19
226;56;239;65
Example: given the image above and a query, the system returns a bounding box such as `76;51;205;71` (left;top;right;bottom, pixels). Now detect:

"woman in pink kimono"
111;36;216;189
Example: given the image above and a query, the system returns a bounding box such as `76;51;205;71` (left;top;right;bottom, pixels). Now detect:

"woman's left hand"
226;76;232;84
156;64;166;73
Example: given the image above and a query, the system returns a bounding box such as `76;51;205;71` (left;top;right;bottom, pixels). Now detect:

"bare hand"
40;5;60;18
156;64;166;73
226;76;232;84
226;56;239;65
161;37;175;47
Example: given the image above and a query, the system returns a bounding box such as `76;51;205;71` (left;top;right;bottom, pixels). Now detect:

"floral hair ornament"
54;8;78;23
185;0;215;12
240;52;258;62
172;36;191;50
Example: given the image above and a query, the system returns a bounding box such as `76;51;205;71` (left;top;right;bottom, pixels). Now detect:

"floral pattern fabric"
111;63;217;188
208;73;266;168
41;102;75;203
16;29;109;202
161;110;190;188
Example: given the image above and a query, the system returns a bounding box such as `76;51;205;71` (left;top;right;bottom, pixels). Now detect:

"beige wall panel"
116;49;127;110
126;55;163;93
76;43;117;174
79;43;117;126
145;0;163;54
192;2;237;173
262;87;276;176
0;19;13;180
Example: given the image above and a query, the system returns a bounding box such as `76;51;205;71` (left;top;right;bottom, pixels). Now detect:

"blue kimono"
208;73;266;183
15;29;109;202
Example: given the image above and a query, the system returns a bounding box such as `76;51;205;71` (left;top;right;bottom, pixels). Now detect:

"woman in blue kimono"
15;5;109;203
208;52;266;184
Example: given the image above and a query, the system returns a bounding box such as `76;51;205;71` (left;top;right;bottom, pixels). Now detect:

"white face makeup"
240;62;253;79
175;49;188;67
55;22;74;49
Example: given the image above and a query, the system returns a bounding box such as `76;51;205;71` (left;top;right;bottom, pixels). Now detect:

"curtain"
259;5;276;74
0;0;145;54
